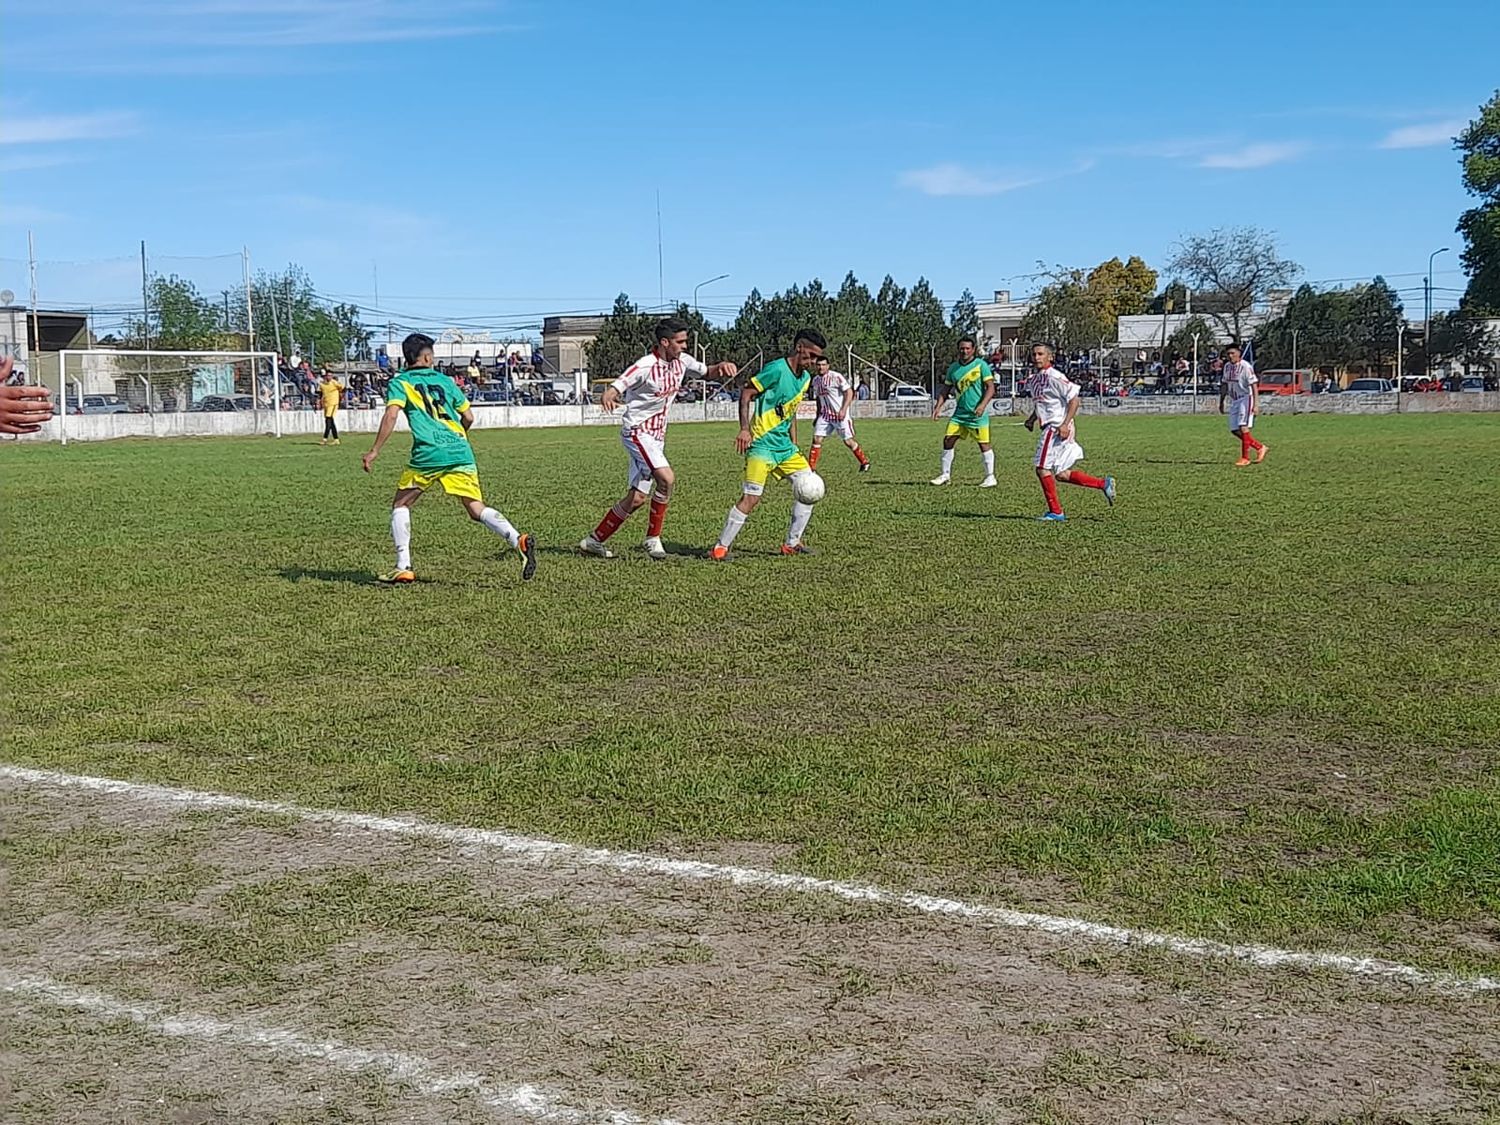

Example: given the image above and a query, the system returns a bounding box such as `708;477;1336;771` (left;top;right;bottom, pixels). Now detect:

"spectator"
857;379;871;401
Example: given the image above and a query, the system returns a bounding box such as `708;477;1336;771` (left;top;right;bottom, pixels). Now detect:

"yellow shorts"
396;465;483;501
743;451;810;495
945;419;991;443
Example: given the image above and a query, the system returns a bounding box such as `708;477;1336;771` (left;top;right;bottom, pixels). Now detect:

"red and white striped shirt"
611;350;708;439
1026;366;1079;429
811;370;852;420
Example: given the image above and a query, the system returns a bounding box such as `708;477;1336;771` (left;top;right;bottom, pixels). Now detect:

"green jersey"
385;368;474;471
746;357;810;461
944;358;994;427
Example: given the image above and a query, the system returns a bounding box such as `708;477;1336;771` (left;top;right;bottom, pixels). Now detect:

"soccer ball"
791;471;826;505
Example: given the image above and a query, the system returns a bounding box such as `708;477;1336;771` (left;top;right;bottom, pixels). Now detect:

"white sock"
940;449;955;476
391;507;412;570
479;506;521;548
787;501;813;547
718;506;747;549
982;449;995;475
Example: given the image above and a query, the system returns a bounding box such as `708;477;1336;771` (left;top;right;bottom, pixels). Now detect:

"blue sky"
2;0;1494;337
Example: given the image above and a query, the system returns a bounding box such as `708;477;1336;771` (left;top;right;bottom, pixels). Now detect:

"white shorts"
1034;426;1084;474
622;428;668;493
813;414;856;441
1227;399;1255;431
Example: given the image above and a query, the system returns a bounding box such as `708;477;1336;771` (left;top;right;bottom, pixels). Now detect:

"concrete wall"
16;392;1500;444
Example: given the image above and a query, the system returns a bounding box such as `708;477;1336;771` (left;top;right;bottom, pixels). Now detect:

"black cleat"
518;533;538;581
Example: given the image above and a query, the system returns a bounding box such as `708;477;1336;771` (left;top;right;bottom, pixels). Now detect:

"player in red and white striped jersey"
580;317;739;559
807;357;870;472
1024;343;1116;521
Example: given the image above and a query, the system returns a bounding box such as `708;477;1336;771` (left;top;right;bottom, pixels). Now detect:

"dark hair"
794;328;827;349
959;335;977;348
402;332;435;366
813;354;831;364
1226;342;1242;354
654;316;689;342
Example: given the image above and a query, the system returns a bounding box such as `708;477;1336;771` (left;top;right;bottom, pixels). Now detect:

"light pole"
1425;247;1449;381
1292;329;1299;382
692;273;729;368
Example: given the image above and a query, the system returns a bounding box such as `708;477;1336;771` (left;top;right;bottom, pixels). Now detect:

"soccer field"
4;412;1500;1121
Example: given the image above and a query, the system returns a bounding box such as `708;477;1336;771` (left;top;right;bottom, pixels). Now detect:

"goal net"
55;348;282;441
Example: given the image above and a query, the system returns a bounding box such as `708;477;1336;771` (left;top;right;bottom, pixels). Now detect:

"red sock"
852;444;868;466
647;495;668;538
808;445;822;469
1245;432;1264;451
1040;474;1062;514
1066;471;1106;489
1240;432;1253;458
592;502;630;542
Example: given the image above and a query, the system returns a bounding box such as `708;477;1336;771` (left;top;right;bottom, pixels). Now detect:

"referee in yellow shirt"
318;370;345;445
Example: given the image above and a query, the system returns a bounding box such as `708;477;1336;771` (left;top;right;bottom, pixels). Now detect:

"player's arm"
975;377;996;417
707;361;739;381
931;386;950;419
736;383;756;453
1218;372;1227;413
839;384;853;420
1059;393;1080;439
1249;373;1259;414
362;403;404;472
460;407;475;433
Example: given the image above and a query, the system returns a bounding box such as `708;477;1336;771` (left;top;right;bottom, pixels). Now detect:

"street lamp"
692;273;729;369
693;273;729;316
1425;247;1450;381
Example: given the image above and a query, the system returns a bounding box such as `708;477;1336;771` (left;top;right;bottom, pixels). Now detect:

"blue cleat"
1103;476;1116;507
1038;512;1067;522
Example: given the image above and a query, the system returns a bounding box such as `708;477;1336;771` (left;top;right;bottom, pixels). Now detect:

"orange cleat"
1256;445;1269;463
379;569;415;584
1234;457;1251;467
708;544;731;561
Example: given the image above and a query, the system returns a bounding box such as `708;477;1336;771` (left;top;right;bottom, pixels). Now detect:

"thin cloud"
1379;120;1464;149
114;0;511;49
0;111;138;145
899;160;1092;198
1198;142;1308;170
0;203;68;225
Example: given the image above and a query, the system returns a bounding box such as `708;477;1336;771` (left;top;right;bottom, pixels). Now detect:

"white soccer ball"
791;471;826;505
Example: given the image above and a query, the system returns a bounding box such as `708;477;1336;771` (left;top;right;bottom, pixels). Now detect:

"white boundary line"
4;763;1497;994
0;970;683;1125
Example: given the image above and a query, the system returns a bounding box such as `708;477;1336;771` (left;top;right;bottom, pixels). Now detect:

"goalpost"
54;349;282;445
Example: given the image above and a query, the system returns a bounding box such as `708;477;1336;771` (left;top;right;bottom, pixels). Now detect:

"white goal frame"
55;349;282;445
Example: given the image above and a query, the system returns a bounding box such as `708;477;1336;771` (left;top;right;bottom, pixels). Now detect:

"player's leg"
1032;430;1065;519
1241;410;1266;460
978;425;997;487
1057;467;1116;506
328;413;339;443
781;455;816;555
933;429;961;484
583;434;653;556
1230;424;1252;466
841;418;870;470
381;485;424;582
454;475;537;581
711;459;767;559
642;464;675;560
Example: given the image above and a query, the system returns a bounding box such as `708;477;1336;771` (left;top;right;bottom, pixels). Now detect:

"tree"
1085;256;1158;324
131;274;224;350
950;289;980;340
1457;89;1500;312
1349;276;1403;374
1167;227;1300;342
1018;267;1111;354
1428;310;1496;377
1165;316;1218;363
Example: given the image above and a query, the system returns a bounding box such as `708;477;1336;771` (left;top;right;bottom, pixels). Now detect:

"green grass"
3;413;1498;971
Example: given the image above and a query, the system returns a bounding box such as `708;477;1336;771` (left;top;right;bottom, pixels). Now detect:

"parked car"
1258;369;1315;396
68;393;133;415
887;385;933;405
1460;376;1484;393
1345;378;1395;394
191;394;256;412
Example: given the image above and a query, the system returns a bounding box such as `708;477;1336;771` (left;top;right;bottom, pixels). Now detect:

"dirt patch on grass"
3;779;1497;1124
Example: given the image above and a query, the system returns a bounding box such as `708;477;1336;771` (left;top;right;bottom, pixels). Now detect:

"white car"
887;385;933;404
1345;378;1395;393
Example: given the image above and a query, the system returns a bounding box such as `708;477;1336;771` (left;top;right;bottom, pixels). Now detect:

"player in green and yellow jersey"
362;333;537;584
930;336;998;487
709;328;826;560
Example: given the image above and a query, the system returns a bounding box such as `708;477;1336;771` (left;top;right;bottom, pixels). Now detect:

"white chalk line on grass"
4;763;1497;995
1;969;683;1125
